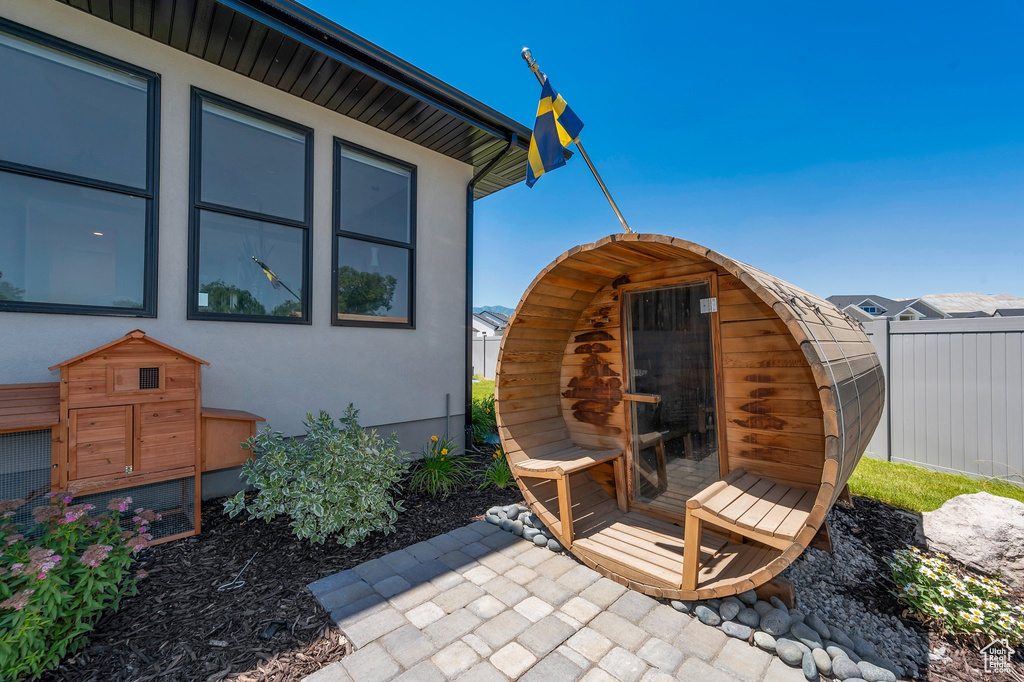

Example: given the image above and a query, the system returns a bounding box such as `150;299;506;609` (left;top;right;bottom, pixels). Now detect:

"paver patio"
303;520;807;682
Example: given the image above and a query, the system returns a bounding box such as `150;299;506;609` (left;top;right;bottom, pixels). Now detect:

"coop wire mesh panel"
75;476;196;541
0;429;52;533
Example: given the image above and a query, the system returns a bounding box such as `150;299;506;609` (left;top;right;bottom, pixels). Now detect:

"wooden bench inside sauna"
0;331;263;543
495;233;884;599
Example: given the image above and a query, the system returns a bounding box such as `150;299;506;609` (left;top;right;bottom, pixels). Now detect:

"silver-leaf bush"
223;406;408;546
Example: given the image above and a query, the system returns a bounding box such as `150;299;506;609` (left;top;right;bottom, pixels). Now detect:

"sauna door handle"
623;392;661;404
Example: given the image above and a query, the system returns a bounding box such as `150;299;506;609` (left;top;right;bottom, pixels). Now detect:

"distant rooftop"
920;293;1024;314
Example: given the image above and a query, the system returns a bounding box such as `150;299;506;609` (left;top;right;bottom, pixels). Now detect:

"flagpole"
521;47;633;234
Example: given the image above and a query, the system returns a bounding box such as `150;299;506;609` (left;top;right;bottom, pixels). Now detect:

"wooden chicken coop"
0;330;263;542
495;233;884;600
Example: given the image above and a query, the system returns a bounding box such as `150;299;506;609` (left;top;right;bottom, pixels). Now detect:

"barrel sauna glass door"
625;281;719;516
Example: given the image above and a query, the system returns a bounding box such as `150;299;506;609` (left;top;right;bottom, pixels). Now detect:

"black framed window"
0;19;159;316
188;90;313;323
333;140;416;328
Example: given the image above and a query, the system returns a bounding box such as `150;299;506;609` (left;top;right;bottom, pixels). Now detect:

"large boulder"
922;491;1024;590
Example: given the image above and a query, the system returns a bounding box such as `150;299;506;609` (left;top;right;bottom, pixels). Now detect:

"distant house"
826;295;949;323
472;310;508;337
994;308;1024;317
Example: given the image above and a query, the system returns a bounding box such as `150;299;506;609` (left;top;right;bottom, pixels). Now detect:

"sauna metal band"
521;48;633;235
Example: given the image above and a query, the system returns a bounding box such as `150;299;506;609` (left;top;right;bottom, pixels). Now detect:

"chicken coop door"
624;279;721;517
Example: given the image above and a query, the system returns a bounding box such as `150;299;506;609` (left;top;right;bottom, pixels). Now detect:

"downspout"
465;133;518;447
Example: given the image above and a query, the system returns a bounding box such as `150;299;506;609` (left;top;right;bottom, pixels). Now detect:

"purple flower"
0;588;35;611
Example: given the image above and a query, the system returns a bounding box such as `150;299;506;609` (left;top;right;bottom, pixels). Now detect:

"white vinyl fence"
863;317;1024;482
472;335;501;380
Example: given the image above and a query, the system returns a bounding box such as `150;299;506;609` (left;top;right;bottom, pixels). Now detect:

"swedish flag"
526;77;584;187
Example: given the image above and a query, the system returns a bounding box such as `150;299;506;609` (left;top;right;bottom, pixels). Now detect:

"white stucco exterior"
0;1;473;451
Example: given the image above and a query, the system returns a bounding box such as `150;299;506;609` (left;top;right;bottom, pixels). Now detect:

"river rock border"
485;504;564;552
484;504;908;681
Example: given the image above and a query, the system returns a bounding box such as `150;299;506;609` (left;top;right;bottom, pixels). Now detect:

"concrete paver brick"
578;578;627;608
407;540;443;562
480;532;517;551
432;640;481;678
555;643;590;671
401;559;449;585
598;647;648;682
393;660;446;682
461;541;490;558
372;575;410;599
713;638;772;682
673;618;727;662
438;550;478;572
352;558;397;583
320;581;374;612
497;539;535;558
467;595;507;620
638;669;674;682
477;552;517;574
428;533;465;554
467;520;500;536
380;624;437;668
433;582;485;614
534;555;578;580
461;633;493;658
423;608;482;648
505;565;539;586
341;606;408;648
525;576;574;606
565;627;614;663
381;549;419;573
489;642;537;679
454;662;509;682
388;581;440;612
519;650;584;682
482;576;529;607
406;601;445;629
556;565;602;593
474;608;532;649
431;569;466;591
516;547;554;568
588;612;650;652
638;604;686;641
561;596;601;624
517;614;577;657
514;595;555;622
636;637;684;673
330;593;387;626
580;668;617;682
608;590;658;624
308;570;360;598
340;642;400;682
448;526;484;545
674;656;737;682
463;565;499;586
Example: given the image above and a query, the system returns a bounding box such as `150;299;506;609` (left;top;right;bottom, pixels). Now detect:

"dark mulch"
39;451;523;682
841;496;1024;681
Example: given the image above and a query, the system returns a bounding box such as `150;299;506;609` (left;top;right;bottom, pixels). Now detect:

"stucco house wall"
0;0;473;495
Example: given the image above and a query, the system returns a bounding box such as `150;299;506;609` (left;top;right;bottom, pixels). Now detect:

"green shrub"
409;435;473;498
0;494;151;679
471;395;497;442
224;406;408;546
889;545;1023;643
480;448;515;489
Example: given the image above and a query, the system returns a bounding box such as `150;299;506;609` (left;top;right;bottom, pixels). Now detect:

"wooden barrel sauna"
495;233;883;599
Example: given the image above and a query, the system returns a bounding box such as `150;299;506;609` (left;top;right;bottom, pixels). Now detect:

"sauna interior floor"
635;451;720;517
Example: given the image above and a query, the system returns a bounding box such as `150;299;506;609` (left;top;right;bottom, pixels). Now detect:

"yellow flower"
441;448;449;455
968;594;983;607
968;607;985;619
962;612;983;624
984;600;999;610
903;584;919;597
431;435;438;442
938;587;955;598
492;453;498;460
931;604;949;616
921;567;937;579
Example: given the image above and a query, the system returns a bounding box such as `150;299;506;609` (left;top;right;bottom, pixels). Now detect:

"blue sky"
305;0;1024;307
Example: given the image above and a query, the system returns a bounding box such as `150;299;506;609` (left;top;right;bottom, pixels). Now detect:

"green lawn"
472;376;495;402
849;456;1024;513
